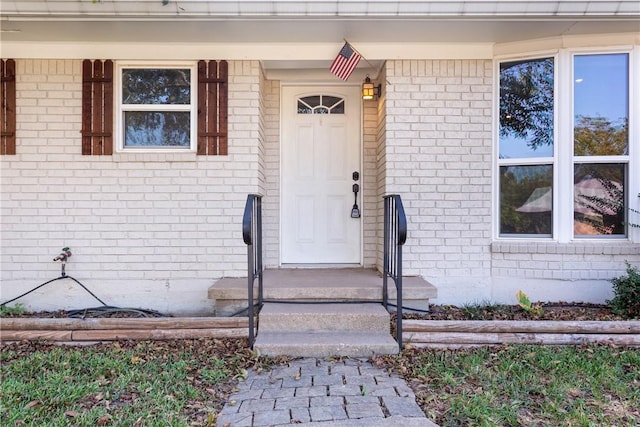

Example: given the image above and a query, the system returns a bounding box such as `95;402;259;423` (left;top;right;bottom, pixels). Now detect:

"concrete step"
258;302;391;333
254;331;399;357
208;268;438;316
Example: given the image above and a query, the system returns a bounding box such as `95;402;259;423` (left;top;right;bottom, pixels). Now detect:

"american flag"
330;42;361;81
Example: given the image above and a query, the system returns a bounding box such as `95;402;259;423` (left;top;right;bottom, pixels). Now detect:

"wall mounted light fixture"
362;75;381;100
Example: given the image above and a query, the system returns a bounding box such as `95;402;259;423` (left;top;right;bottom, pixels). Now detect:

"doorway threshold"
280;263;363;269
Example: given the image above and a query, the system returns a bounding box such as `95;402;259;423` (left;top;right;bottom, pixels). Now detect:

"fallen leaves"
401;303;625;321
24;400;39;409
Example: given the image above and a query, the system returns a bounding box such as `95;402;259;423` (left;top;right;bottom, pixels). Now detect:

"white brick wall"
0;59;263;314
384;60;493;278
375;68;389;272
261;76;281;268
362;89;379;268
491;242;640;280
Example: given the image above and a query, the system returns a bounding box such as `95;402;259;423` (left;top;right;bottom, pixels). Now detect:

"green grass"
0;339;254;426
380;345;640;426
0;303;25;317
3;340;639;426
460;300;513;320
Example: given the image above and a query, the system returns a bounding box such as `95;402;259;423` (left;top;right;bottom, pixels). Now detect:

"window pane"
300;96;320;108
499;58;554;159
297;95;345;114
329;99;344;114
574;54;628;156
500;165;553;236
297;101;313;114
574;163;626;236
122;69;191;105
124;112;190;147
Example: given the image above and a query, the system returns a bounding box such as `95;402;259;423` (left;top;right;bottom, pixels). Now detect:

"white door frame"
279;83;363;266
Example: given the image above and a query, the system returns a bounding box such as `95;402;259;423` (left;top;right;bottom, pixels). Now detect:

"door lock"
351;183;361;218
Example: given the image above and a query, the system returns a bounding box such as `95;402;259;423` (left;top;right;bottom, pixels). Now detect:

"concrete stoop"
254;303;399;357
208;268;438;316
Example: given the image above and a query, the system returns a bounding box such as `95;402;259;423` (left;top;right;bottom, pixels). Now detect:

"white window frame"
115;61;197;153
494;46;638;243
494;51;559;241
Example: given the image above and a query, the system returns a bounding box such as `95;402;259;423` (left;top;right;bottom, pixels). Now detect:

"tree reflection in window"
122;69;191;105
298;95;345;114
120;67;192;148
500;165;553;236
573;53;628;236
499;57;554;237
499;58;554;158
574;53;628;157
124;112;190;147
574;165;626;236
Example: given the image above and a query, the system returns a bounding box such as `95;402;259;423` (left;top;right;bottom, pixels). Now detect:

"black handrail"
383;194;407;352
242;194;263;348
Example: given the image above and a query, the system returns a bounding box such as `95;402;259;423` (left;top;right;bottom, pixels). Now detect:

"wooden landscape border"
403;320;640;347
3;318;639;347
0;317;250;343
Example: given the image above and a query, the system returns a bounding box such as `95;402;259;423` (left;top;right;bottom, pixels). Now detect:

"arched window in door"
297;95;345;114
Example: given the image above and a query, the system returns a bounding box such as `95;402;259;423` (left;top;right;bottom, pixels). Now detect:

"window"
498;57;555;237
298;95;345;114
497;50;632;240
116;63;196;151
573;53;628;236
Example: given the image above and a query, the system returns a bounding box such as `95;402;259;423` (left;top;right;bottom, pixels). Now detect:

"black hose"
65;306;168;318
0;275;107;307
1;276;170;318
3;277;429;317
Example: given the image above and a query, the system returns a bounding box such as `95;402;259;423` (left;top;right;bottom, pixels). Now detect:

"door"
281;86;362;264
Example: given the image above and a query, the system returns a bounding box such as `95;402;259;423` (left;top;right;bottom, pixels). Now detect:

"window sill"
491;240;640;255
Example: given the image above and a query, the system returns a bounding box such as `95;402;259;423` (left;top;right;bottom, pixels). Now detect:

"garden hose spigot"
53;247;71;276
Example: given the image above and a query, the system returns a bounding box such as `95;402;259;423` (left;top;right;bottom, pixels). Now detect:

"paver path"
217;358;438;426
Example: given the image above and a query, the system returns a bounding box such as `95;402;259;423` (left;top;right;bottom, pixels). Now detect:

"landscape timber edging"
2;317;639;348
0;317;251;343
402;320;640;348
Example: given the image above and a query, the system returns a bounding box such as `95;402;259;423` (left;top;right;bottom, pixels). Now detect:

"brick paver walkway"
216;358;438;426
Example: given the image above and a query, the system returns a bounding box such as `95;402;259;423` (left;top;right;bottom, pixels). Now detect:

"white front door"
281;86;362;264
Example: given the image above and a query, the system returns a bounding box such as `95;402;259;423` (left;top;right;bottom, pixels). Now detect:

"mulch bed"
403;302;629;321
2;302;632;321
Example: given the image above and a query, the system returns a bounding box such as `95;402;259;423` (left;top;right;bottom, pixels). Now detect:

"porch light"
362;75;381;100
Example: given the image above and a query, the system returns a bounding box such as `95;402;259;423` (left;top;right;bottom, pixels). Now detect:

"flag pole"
343;39;378;71
343;39;390;85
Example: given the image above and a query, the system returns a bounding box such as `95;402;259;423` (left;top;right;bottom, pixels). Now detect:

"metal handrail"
242;194;263;348
383;194;407;352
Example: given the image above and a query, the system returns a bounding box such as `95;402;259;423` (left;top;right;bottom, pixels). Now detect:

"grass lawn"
2;340;639;426
0;339;258;426
377;345;640;426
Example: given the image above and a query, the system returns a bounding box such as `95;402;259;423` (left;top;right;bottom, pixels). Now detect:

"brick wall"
0;59;263;314
362;89;379;268
261;76;281;268
491;242;640;280
374;66;388;271
384;60;493;278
